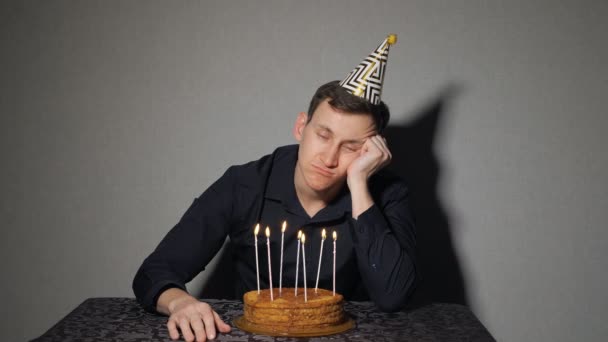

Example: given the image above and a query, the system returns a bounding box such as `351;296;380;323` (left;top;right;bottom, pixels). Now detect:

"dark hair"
307;80;390;132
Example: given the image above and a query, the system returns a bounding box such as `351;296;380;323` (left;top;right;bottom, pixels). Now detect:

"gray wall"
2;1;607;341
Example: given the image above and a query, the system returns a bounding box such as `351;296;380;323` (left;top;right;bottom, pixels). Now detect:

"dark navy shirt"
133;145;416;312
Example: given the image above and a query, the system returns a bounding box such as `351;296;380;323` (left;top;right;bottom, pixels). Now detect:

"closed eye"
342;144;360;152
317;133;330;141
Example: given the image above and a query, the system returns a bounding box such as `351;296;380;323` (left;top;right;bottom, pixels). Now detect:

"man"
133;35;416;342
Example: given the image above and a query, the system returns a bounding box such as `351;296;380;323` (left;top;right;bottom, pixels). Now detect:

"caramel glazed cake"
239;288;352;336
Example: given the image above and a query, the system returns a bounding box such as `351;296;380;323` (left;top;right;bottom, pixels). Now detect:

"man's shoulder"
369;169;410;201
225;144;297;182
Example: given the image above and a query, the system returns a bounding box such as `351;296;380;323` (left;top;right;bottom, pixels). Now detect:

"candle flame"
322;228;327;240
297;230;302;239
282;221;287;233
333;231;337;240
301;233;306;244
254;224;260;235
265;226;270;238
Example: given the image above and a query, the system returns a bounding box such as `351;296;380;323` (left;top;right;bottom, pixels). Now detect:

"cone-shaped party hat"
339;34;397;105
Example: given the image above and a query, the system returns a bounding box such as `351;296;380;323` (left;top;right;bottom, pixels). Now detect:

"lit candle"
315;229;327;293
279;221;286;295
301;233;307;302
254;224;260;294
333;231;337;296
265;226;273;301
294;230;302;296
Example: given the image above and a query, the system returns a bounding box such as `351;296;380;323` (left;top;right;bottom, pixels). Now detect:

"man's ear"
293;112;308;142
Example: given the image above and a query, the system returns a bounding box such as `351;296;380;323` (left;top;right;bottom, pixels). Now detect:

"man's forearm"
353;223;416;312
348;181;417;311
348;177;374;219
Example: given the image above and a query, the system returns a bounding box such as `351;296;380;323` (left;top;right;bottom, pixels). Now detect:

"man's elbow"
375;300;402;312
373;294;408;312
373;276;417;312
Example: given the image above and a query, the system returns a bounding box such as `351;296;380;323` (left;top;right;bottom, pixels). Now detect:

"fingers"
190;317;206;342
179;318;195;342
347;135;392;182
368;135;392;167
213;310;232;333
168;315;208;342
167;302;228;342
167;319;180;340
372;135;390;155
201;307;217;340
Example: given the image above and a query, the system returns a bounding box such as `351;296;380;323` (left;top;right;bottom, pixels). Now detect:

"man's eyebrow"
343;139;365;146
314;124;366;145
315;124;333;134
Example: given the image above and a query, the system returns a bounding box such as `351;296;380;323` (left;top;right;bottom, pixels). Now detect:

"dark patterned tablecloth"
32;298;494;341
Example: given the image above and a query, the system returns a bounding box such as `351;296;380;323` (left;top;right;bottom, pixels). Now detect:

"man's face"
293;99;376;196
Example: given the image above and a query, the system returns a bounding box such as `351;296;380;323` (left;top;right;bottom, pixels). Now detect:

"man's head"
293;81;391;199
306;80;390;133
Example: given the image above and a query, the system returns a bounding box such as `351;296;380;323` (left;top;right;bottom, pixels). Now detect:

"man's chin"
306;175;344;194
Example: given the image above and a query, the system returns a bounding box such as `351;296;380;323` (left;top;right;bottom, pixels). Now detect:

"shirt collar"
265;145;351;221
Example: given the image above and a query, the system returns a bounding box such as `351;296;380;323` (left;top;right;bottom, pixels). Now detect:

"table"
32;298;494;341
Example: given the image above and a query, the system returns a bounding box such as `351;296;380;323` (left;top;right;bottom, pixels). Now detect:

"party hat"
339;34;397;105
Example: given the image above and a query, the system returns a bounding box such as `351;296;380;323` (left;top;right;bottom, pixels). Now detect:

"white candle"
315;229;327;293
294;230;302;296
301;233;307;303
254;224;260;294
265;226;273;301
333;231;337;296
279;221;286;295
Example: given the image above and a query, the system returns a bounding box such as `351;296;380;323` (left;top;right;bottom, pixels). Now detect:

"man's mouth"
311;164;335;177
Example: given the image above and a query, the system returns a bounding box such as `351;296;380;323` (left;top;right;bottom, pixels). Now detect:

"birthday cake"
235;288;353;336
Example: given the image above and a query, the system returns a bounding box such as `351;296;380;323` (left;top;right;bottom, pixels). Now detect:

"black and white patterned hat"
339;34;397;105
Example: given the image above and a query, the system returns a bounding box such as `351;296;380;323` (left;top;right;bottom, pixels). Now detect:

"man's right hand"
157;288;231;341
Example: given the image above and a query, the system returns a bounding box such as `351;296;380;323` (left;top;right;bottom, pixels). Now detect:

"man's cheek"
342;155;358;170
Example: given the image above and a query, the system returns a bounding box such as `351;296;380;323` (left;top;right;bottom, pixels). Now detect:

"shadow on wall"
197;85;469;306
385;84;469;307
196;239;237;300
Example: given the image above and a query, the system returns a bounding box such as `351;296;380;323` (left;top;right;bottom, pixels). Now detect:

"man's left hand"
347;135;392;186
346;135;392;218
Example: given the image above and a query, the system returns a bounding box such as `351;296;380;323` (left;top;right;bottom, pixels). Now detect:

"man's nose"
321;145;339;168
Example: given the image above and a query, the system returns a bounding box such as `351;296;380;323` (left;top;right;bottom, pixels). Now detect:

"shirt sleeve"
349;181;417;312
132;168;235;313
